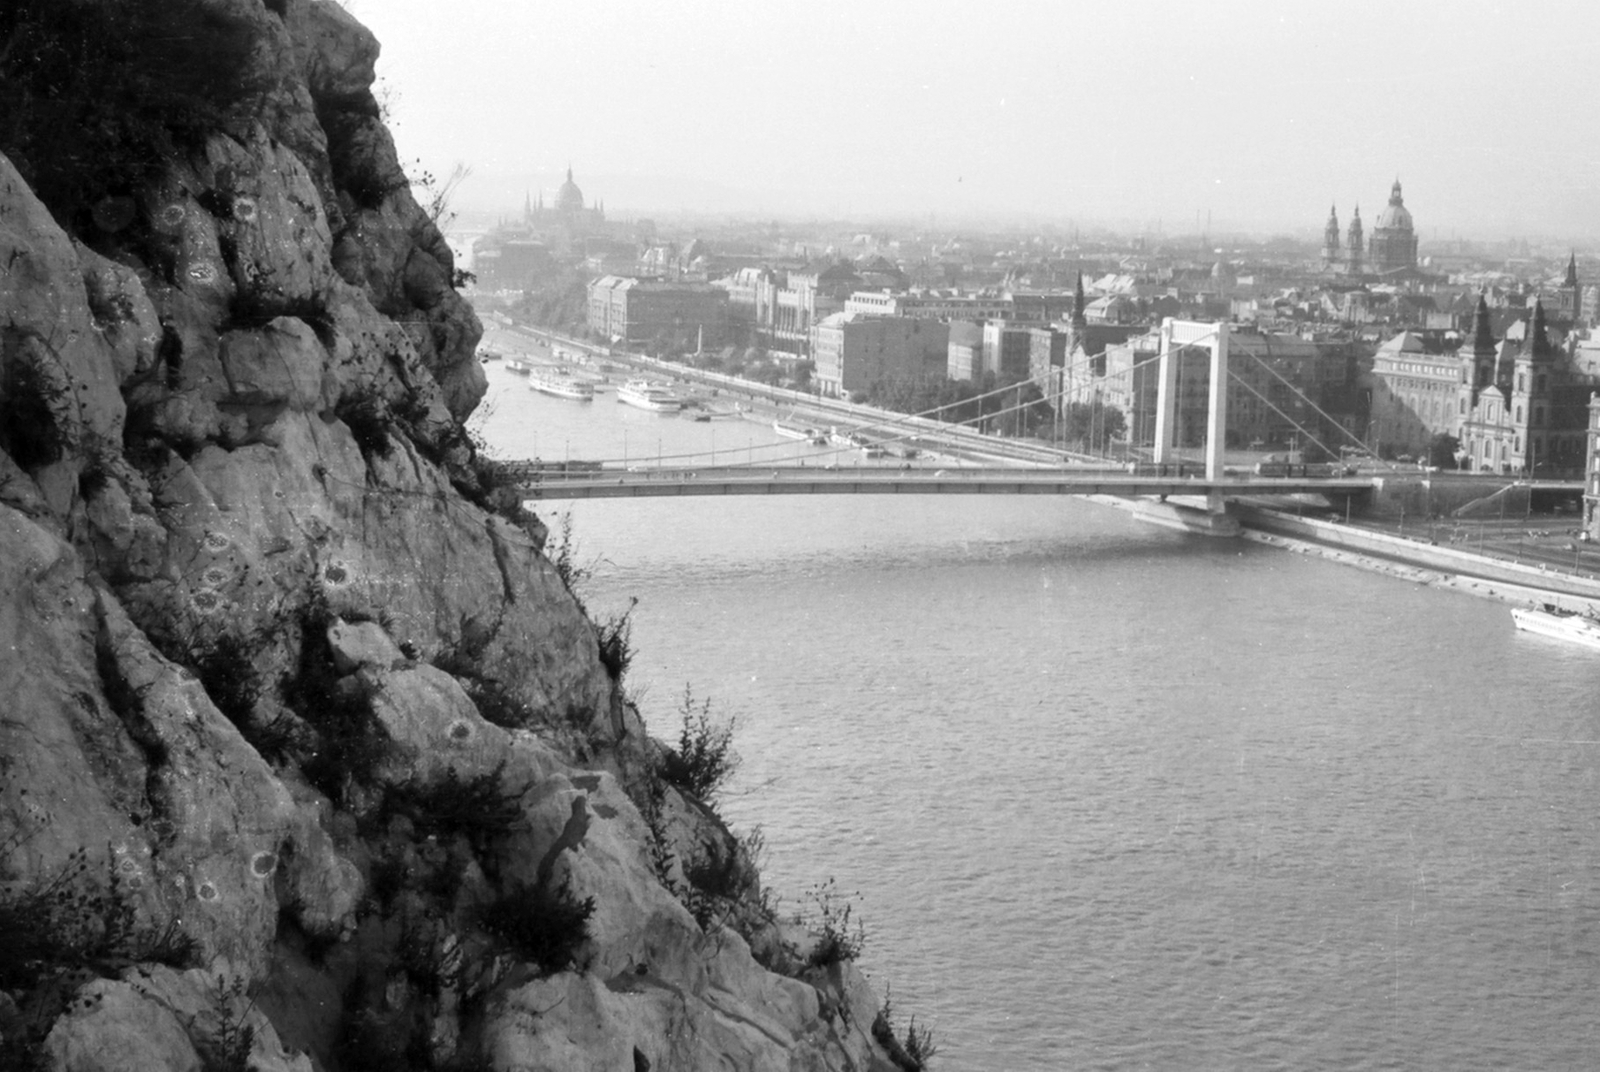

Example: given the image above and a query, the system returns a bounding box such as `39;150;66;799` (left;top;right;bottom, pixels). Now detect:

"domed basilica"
1321;180;1419;277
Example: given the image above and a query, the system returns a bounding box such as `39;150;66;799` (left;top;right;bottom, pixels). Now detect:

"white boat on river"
529;369;595;401
1511;604;1600;650
616;379;683;412
773;419;827;445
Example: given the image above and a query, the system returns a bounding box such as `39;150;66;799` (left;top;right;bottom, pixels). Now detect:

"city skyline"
350;0;1600;239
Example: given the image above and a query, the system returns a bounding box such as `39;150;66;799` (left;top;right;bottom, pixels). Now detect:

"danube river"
479;361;1600;1071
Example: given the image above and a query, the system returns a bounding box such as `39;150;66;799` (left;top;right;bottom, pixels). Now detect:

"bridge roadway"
516;464;1376;501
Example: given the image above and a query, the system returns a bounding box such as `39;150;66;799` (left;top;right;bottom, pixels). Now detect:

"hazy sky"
347;0;1600;238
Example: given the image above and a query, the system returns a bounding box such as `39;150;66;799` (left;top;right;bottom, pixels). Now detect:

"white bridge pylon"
1152;319;1229;507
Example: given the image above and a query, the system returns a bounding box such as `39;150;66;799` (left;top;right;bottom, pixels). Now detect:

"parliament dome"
555;166;584;213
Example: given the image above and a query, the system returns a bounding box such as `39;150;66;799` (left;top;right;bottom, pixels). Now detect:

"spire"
1390;178;1403;205
1566;251;1578;288
1346;206;1364;273
1524;297;1553;361
1468;289;1498;403
1072;270;1086;325
1470;291;1496;353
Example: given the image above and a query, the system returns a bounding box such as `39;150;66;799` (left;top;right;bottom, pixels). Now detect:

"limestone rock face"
0;156;132;518
43;980;203;1072
0;3;903;1070
217;318;333;411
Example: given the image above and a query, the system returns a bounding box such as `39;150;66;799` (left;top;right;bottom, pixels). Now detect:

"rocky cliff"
0;2;904;1069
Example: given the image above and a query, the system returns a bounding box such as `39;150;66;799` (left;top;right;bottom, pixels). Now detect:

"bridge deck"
516;466;1375;501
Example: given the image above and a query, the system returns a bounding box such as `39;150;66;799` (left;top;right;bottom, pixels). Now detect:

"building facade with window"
587;276;728;351
1369;330;1465;456
813;313;948;400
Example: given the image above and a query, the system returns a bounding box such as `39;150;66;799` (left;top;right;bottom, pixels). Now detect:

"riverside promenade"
1234;504;1600;615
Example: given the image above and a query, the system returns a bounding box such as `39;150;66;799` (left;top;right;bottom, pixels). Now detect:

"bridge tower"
1153;319;1230;479
1152;319;1233;523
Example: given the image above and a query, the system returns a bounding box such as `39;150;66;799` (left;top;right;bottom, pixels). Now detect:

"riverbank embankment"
1234;505;1600;615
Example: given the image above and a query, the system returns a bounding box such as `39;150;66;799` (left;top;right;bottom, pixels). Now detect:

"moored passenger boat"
616;379;683;412
529;369;595;401
774;419;827;445
1511;604;1600;650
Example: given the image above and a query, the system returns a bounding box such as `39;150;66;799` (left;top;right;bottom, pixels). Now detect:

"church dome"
1375;180;1413;231
555;167;584;213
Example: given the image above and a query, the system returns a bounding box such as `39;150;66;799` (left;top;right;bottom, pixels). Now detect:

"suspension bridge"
509;320;1388;534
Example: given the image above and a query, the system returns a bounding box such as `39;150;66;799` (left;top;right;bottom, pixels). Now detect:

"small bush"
684;836;749;903
241;709;308;767
904;1020;939;1069
872;987;939;1072
658;685;739;802
0;849;199;992
0;846;200;1066
295;682;388;803
595;600;636;681
381;763;531;850
197;975;255;1072
632;766;677;890
547;512;592;597
462;678;536;730
476;877;595;977
804;878;865;968
679;831;765;932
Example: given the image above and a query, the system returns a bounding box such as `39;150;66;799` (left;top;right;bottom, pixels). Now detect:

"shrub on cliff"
679;828;768;932
379;763;532;852
872;987;940;1072
658;685;739;803
803;878;866;968
476;877;595;976
595;600;637;681
0;845;201;1066
0;0;269;226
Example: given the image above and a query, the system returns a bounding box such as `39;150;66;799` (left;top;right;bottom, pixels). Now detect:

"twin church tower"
1321;180;1420;276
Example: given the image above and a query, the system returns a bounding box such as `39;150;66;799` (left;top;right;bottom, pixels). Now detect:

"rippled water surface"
482;366;1600;1071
